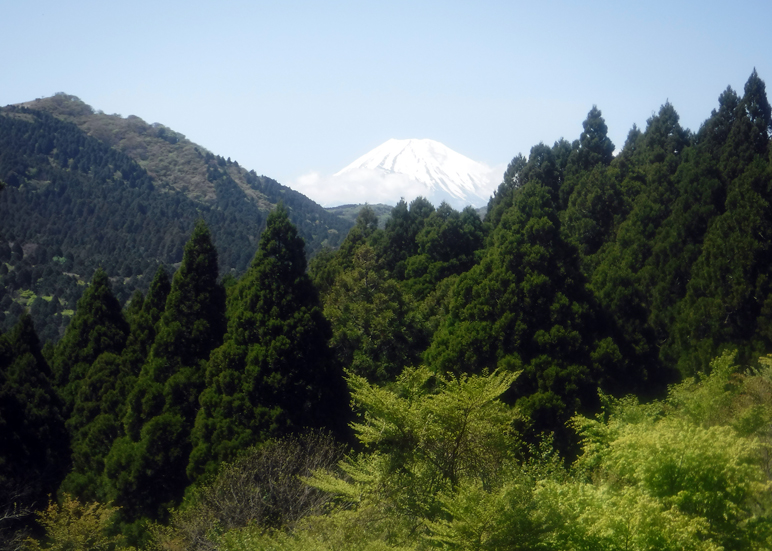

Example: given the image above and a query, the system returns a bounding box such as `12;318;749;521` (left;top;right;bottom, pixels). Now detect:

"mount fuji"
293;139;502;209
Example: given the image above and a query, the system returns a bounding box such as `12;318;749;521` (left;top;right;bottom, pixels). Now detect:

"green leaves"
311;366;520;526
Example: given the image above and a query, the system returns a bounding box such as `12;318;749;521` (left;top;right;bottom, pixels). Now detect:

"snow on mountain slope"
291;139;502;209
333;139;498;209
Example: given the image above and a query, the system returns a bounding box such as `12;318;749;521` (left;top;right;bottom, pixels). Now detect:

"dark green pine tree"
105;221;225;522
573;106;616;170
325;243;428;384
0;314;67;529
188;204;346;480
672;160;772;375
121;265;171;372
487;141;570;232
51;268;130;414
560;106;617;217
59;352;135;503
404;203;486;300
426;181;631;447
486;154;528;231
374;197;435;279
651;72;771;375
309;206;380;297
741;68;772;156
588;102;691;380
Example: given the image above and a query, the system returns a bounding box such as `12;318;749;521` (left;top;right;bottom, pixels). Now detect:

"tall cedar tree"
59;352;134;503
427;181;634;448
105;221;225;521
672;72;772;374
375;197;435;279
588;102;690;379
51;268;129;414
324;243;427;384
403;203;486;300
60;271;168;504
121;266;171;373
309;206;381;298
189;204;345;480
0;315;67;536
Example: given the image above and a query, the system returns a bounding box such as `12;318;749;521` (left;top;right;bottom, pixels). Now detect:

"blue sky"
4;0;771;204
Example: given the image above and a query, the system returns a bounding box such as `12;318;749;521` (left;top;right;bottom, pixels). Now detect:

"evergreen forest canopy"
2;70;772;551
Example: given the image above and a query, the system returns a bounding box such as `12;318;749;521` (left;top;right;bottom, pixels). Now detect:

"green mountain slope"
0;94;353;341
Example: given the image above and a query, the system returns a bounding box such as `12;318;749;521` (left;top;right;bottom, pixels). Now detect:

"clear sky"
4;0;771;204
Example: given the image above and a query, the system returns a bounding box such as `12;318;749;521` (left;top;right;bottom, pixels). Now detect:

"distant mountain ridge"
334;138;499;209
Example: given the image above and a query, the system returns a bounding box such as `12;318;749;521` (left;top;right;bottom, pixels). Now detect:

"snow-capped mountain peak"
333;138;499;209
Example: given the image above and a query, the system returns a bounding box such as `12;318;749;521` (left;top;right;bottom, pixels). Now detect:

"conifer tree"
326;243;427;384
426;182;629;446
673;157;772;375
486;154;527;231
0;315;67;531
560;107;615;211
588;102;691;380
59;352;134;502
105;221;225;521
741;68;772;155
404;203;485;300
51;268;129;413
188;205;345;480
121;265;170;372
310;206;380;297
377;197;435;278
574;106;615;171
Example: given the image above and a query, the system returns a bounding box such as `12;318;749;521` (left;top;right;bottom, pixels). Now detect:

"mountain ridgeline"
2;71;772;550
0;94;353;340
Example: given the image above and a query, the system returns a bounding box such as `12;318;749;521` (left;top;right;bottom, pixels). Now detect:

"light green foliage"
425;473;540;551
218;511;419;551
309;366;520;543
25;495;134;551
177;353;772;551
534;482;719;551
220;367;521;551
570;354;772;550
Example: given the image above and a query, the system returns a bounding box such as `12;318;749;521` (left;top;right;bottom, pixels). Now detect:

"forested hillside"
2;71;772;551
0;94;353;341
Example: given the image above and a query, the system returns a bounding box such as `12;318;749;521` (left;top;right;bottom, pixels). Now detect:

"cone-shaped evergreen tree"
59;352;134;503
188;204;345;480
673;157;772;375
376;197;435;278
326;243;427;384
426;181;634;447
105;221;225;521
0;315;67;529
121;266;171;373
52;268;129;413
741;68;772;156
587;102;691;380
574;106;616;171
404;203;486;300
